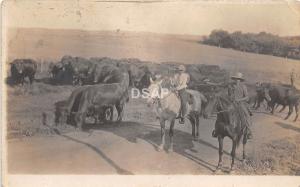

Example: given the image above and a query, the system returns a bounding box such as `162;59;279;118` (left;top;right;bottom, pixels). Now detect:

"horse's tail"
236;126;244;147
186;89;207;114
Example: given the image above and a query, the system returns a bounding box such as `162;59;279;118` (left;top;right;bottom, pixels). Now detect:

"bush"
202;30;300;60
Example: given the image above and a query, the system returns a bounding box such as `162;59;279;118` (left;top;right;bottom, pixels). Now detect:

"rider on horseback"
174;65;190;124
212;72;253;139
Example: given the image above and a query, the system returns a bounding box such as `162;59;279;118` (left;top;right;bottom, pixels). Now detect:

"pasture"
5;28;300;175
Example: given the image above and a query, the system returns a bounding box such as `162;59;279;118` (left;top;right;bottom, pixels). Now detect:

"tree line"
201;30;300;60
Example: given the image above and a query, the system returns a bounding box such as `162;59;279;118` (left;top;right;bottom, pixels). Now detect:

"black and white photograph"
2;0;300;186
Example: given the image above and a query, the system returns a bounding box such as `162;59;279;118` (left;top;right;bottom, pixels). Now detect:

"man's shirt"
228;83;249;101
175;73;190;90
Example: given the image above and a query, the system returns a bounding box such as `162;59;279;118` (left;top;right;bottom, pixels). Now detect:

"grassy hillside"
5;28;300;87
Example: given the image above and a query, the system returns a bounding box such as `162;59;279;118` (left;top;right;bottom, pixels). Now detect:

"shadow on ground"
275;121;300;133
78;121;231;172
50;127;133;175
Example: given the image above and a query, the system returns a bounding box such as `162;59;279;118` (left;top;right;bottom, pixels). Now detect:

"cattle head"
13;62;24;74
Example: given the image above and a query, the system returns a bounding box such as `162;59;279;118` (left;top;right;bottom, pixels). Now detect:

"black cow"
267;84;299;121
10;59;37;85
284;90;299;121
48;62;63;78
61;56;93;85
88;64;124;84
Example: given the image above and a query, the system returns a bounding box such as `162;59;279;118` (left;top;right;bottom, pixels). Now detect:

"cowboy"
290;68;297;88
173;65;190;124
212;72;253;139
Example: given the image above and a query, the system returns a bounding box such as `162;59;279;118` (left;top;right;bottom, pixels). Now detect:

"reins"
214;96;235;114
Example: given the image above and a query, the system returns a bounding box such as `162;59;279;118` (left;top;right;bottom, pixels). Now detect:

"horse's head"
203;92;231;118
203;92;219;117
147;77;163;105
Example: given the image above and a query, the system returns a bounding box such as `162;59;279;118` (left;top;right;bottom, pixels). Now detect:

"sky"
3;0;300;36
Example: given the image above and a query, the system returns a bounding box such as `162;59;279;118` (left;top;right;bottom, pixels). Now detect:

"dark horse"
204;93;249;172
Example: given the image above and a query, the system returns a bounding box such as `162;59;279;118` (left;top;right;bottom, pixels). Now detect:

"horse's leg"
242;133;248;162
215;136;223;171
254;98;260;110
252;98;257;109
294;104;299;122
285;104;293;120
196;114;200;139
189;114;196;139
158;119;166;151
230;138;237;172
168;119;175;152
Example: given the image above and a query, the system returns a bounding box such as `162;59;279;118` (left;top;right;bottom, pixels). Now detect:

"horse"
146;76;205;152
204;92;249;172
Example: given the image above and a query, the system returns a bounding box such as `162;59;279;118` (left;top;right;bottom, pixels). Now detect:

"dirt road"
7;97;300;175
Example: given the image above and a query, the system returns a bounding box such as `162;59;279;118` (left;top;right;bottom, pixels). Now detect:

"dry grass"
236;135;300;175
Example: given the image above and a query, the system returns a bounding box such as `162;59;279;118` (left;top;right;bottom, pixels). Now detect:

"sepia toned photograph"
2;0;300;185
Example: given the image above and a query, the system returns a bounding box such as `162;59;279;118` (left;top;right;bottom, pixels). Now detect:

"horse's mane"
160;75;175;88
216;94;233;107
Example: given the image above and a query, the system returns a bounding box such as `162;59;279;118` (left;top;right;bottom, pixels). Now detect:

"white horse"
147;76;206;152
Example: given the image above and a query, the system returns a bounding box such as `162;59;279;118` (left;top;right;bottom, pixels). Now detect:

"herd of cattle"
9;56;300;129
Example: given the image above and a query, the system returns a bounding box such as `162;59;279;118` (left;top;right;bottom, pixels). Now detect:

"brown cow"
74;71;130;129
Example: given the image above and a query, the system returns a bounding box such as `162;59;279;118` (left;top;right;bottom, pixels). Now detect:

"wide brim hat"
231;72;244;81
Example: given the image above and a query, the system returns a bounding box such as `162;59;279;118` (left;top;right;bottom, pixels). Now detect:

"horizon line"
6;26;300;38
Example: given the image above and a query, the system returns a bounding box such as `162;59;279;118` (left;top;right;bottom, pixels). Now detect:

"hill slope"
6;28;300;86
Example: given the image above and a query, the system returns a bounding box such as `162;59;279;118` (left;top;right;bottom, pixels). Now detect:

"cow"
58;66;130;126
74;79;129;129
48;62;63;78
10;59;37;85
284;90;300;122
88;63;132;85
63;56;94;85
73;71;130;129
267;84;299;121
250;83;271;110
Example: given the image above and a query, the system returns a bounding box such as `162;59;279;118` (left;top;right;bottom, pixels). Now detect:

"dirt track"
7;87;300;175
